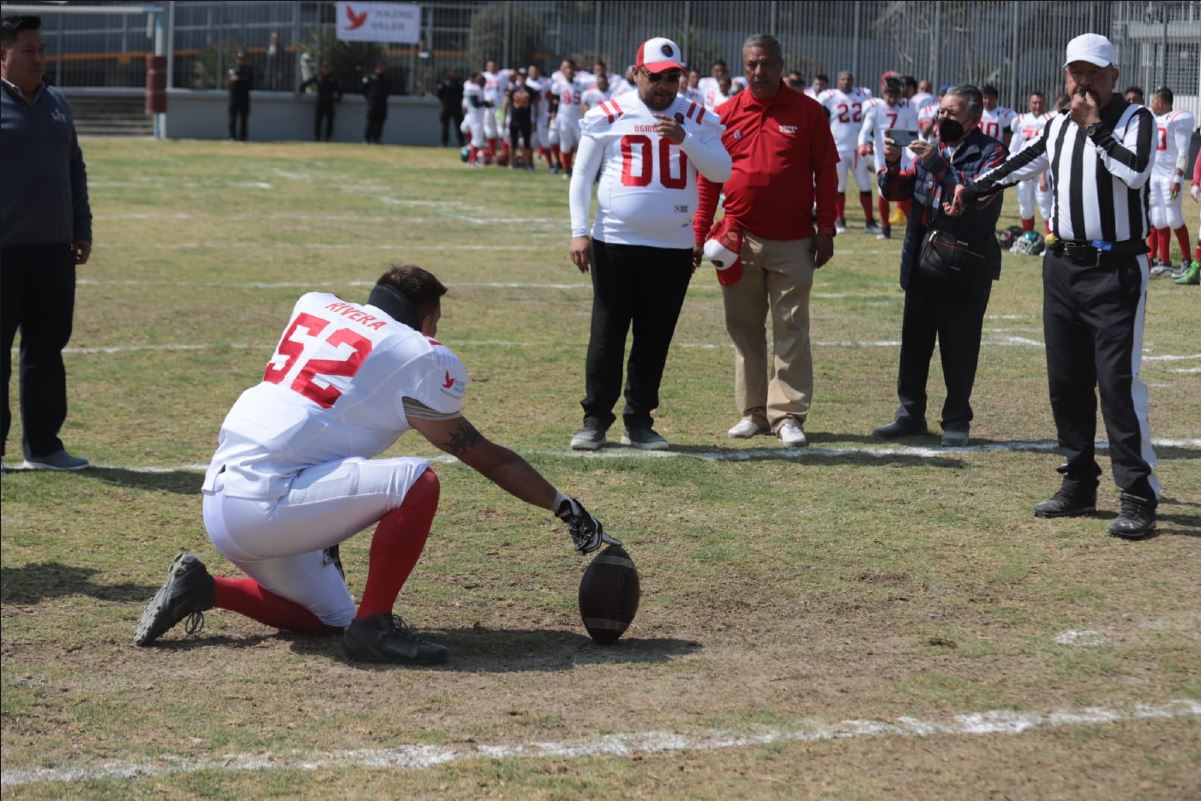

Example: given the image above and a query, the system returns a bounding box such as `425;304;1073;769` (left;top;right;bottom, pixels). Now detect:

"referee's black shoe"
1033;484;1097;518
1107;493;1157;540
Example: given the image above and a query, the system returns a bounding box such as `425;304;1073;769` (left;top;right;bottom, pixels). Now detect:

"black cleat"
871;417;928;440
344;613;448;665
134;553;215;646
1107;493;1157;540
1033;485;1097;518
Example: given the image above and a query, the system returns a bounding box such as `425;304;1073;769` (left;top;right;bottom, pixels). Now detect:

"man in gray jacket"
1;15;92;470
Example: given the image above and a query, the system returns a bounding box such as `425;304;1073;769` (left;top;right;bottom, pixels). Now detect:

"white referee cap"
1063;33;1114;68
635;37;685;74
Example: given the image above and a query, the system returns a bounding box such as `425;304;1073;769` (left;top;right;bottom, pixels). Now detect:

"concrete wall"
161;90;447;145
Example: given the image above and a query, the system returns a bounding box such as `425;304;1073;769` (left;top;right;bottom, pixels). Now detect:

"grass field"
1;138;1199;800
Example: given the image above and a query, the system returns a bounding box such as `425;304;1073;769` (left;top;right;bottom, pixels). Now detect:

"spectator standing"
435;67;464;147
567;37;731;451
227;50;253;141
952;34;1161;538
264;31;282;91
1;15;93;471
872;85;1006;448
694;33;838;447
300;62;341;142
362;60;391;144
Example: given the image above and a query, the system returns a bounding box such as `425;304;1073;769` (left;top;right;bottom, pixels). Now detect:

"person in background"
300;62;341;142
362;60;391;144
806;73;828;99
1;14;93;471
694;33;838;448
505;68;537;170
785;70;804;91
1123;85;1144;105
227;50;253;141
264;31;282;91
436;67;465;147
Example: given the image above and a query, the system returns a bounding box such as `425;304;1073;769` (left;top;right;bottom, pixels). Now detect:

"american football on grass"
578;544;640;644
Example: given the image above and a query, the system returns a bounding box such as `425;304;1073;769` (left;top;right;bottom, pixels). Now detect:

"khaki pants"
721;232;815;432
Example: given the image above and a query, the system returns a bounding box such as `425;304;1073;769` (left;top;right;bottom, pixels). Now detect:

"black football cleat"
134;552;215;646
1033;485;1097;518
343;613;448;665
1107;493;1157;540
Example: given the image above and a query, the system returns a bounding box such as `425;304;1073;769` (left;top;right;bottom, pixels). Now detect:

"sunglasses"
643;69;683;83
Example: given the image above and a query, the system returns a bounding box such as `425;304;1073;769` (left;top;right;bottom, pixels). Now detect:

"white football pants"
1148;177;1184;229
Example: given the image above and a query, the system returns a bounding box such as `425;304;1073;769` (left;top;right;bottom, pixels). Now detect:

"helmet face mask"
1011;230;1046;255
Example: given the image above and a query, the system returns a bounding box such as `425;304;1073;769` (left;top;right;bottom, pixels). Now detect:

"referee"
954;33;1158;539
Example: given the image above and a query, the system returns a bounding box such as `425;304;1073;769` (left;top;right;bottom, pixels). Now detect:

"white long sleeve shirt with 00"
569;94;730;249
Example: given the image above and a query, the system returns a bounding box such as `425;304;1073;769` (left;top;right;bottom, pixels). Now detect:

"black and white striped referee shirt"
964;94;1155;243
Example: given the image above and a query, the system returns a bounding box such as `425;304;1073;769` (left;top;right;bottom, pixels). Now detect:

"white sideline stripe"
2;700;1196;787
18;438;1194;475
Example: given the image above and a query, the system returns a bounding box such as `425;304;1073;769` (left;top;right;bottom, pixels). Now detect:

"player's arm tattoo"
446;418;483;457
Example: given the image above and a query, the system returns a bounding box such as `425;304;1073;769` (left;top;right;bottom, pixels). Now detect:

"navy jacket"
878;128;1006;289
0;79;91;248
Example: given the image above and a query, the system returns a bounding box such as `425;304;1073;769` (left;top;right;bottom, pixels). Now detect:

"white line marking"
1143;353;1201;362
2;700;1196;787
1169;367;1201;374
10;438;1195;475
1054;630;1111;647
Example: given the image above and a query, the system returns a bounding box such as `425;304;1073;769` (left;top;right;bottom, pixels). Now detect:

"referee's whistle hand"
569;236;592;273
1069;90;1100;128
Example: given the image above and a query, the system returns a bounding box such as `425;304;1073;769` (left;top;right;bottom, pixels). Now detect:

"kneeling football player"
135;264;616;664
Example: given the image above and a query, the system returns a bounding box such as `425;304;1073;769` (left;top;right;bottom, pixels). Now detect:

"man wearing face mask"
949;34;1160;539
872;85;1006;449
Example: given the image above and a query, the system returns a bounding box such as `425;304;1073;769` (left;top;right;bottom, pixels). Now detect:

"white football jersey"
482;70;501;105
679;86;704;105
525;77;550;120
202;292;468;500
576;95;724;249
581;85;613;111
703;86;731;112
553;78;585;124
1153;109;1196;179
861;98;918;156
463;82;485;123
980;105;1016;141
910;91;937;112
1010;111;1054;154
818;87;873;153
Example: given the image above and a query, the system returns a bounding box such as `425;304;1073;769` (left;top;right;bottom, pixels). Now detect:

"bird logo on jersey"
442;371;455;390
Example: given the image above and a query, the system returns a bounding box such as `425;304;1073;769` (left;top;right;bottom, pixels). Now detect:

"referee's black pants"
895;265;993;432
1042;249;1158;499
1;244;77;460
581;240;693;431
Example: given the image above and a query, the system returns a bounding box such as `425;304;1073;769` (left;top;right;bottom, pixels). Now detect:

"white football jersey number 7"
263;312;373;408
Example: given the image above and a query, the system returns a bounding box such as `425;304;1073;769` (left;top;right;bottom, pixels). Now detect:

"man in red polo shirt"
693;33;839;447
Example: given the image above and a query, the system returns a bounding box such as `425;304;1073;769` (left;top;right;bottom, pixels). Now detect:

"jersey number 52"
263;312;373;408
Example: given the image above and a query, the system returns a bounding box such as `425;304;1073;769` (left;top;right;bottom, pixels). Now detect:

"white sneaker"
727;419;768;438
777;420;807;447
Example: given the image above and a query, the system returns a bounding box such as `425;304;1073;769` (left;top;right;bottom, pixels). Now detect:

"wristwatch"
1084;122;1100;138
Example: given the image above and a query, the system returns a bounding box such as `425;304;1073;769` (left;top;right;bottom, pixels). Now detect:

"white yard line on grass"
8;438;1195;475
2;699;1196;787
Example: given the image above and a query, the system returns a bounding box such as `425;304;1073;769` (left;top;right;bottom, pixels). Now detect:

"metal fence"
22;0;1201;117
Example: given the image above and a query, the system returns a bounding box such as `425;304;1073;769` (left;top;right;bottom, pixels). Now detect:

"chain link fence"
24;0;1201;118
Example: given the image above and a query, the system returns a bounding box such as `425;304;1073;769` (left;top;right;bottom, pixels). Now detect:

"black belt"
1049;238;1147;266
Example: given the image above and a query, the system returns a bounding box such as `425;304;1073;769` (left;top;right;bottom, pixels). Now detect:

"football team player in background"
1146;86;1195;277
858;77;917;240
818;71;881;235
135;265;616;665
979;84;1015;149
1009;91;1056;234
567;36;731;451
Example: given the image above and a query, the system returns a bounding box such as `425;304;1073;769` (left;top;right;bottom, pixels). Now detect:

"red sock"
486;137;497;157
1021;217;1035;232
1194;243;1201;262
876;196;889;225
561;150;574;172
899;199;912;219
355;469;440;620
859;191;874;223
1157;228;1171;263
468;147;478;164
1147;231;1157;256
835;194;846;221
214;577;341;635
1173;225;1191;263
1044;220;1052;235
501;141;511;159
